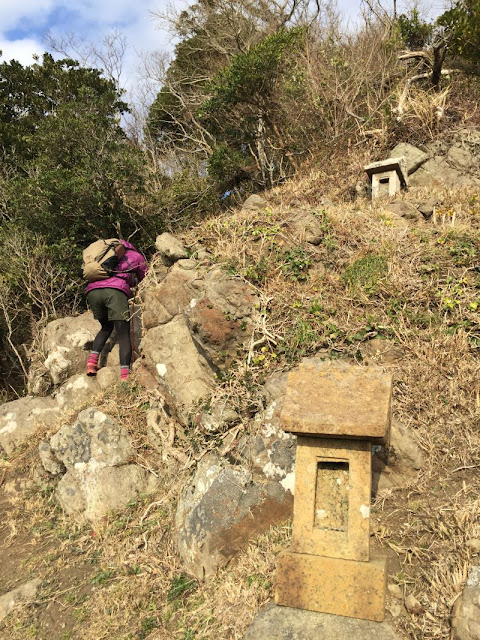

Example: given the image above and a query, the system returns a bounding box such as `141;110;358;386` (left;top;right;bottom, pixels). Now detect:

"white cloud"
0;0;55;32
0;37;44;65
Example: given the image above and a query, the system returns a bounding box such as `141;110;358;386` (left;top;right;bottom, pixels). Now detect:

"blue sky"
0;0;448;91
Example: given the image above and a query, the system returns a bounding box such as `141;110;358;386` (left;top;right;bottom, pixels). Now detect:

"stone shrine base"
243;603;401;640
275;551;387;622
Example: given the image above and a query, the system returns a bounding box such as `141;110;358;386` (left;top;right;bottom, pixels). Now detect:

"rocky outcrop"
141;314;216;416
176;451;293;580
391;142;429;174
142;261;198;330
53;373;101;410
452;564;480;640
0;578;42;623
391;133;480;192
32;312;99;391
140;241;257;420
155;232;189;265
0;395;59;455
41;407;158;521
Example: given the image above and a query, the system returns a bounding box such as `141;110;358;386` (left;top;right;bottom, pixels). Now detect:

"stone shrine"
275;361;392;622
365;157;408;199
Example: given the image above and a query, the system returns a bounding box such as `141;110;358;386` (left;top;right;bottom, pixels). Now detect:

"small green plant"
242;258;269;284
448;234;478;266
167;573;198;602
246;573;272;589
282;247;311;281
342;254;388;293
139;616;159;639
91;569;116;585
312;209;337;251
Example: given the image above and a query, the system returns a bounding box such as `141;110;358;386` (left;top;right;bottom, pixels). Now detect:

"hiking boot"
86;362;98;376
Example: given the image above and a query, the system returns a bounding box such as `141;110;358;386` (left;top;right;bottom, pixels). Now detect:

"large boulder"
386;200;421;221
142;262;199;330
53;374;101;410
390;143;429;174
409;156;477;190
289;210;332;246
0;396;60;455
141;314;216;417
452;564;480;640
155;232;188;265
176;453;293;580
241;194;266;212
46;407;158;521
40;312;98;386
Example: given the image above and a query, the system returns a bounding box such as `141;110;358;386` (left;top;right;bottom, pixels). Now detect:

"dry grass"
3;164;480;639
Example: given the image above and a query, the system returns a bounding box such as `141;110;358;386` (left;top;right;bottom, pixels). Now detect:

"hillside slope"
2;130;480;640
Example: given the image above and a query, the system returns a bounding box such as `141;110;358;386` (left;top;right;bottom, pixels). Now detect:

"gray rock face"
409;156;476;190
141;315;216;416
390;143;429;174
448;145;477;171
39;440;65;475
50;408;134;468
176;453;293;580
242;194;266;212
0;578;42;623
203;267;257;322
155;232;188;264
386;200;420;220
372;419;423;492
142;264;198;330
387;132;480;193
40;312;98;386
47;407;157;521
56;464;154;520
53;374;101;410
243;604;402;640
188;269;257;371
0;396;59;455
140;259;256;414
452;565;480;640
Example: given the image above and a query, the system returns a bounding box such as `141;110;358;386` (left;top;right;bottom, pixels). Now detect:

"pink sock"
87;352;99;365
120;367;130;380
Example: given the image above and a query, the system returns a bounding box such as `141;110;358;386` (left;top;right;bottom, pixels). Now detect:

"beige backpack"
81;239;126;282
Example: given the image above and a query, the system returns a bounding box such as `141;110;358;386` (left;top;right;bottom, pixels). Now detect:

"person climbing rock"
84;239;148;380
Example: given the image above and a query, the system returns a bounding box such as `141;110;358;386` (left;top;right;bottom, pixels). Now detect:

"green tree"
397;9;433;50
147;0;318;190
0;53;148;259
437;0;480;64
199;27;307;185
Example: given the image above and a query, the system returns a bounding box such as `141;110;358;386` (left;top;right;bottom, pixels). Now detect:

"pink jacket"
85;240;148;298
